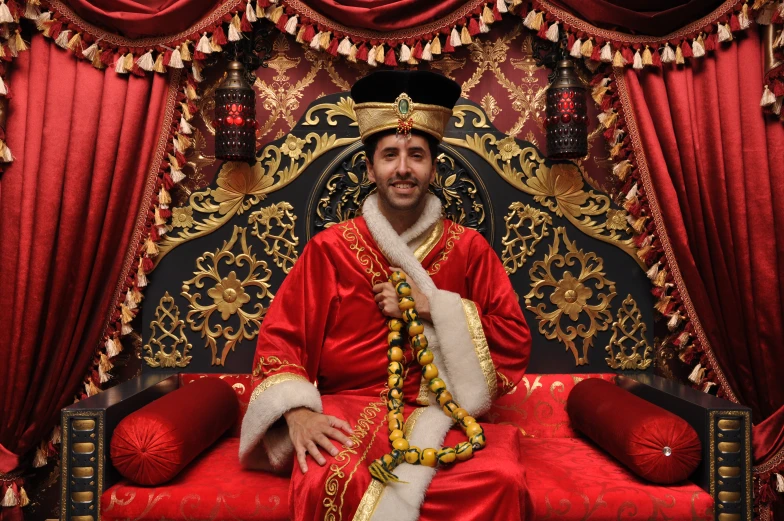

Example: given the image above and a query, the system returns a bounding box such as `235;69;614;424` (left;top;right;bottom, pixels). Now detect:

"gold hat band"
354;102;453;142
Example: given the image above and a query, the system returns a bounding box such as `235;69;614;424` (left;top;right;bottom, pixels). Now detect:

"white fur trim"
370;406;453;521
239;378;322;470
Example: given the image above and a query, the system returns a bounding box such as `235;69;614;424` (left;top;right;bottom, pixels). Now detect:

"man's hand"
373;269;431;321
284;408;354;473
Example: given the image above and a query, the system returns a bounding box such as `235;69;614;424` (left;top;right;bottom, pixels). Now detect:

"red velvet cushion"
566;378;701;484
110;377;239;485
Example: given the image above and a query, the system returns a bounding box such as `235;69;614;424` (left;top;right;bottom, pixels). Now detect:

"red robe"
240;195;532;521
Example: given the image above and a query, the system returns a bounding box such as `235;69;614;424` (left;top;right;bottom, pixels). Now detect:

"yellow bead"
405;447;422;464
461;416;476;426
388;361;403;375
388;429;404;443
411;334;428;350
403;309;419;322
423;363;438;380
381;453;396;467
395;282;412;297
392;438;409;451
389;271;406;284
442;401;458;416
398;297;416;311
388;418;403;432
420;448;437;467
455;441;473;461
387;398;403;411
387;411;404;423
470;432;487;450
465;423;483;437
388;319;404;332
389;388;402;400
388;347;404;362
436;390;452;406
388;331;403;347
452;408;468;421
437;447;456;464
417;348;434;365
428;378;446;394
388;374;403;389
407;320;424;336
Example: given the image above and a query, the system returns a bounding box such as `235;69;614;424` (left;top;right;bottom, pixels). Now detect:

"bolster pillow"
110;377;239;485
566;378;701;484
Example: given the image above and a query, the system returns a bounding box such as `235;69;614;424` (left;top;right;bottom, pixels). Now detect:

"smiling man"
240;70;533;521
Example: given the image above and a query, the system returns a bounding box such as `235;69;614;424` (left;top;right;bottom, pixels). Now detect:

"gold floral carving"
316;150;374;227
154;128;356;267
143;291;193;368
480;93;501;122
303;96;358;127
443;133;640;265
452;104;490;129
248;202;300;274
605;294;653;370
171;206;194;229
502;203;552;274
432;154;486;228
181;226;273;366
524;227;617;366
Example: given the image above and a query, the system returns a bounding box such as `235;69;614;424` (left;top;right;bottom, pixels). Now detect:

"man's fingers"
296;446;309;473
325;427;353;448
316;434;339;457
374;292;385;303
328;416;354;436
306;441;326;466
372;283;385;293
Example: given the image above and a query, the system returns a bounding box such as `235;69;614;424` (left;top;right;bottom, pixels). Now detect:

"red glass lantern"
545;59;588;159
215;61;258;162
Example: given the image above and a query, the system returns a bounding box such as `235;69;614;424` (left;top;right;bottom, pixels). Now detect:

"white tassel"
121;323;133;335
570;39;582;58
399;44;411;63
245;0;257;22
717;23;733;42
168;48;184;69
0;76;7;96
172;136;183;154
24;1;40;20
625;183;639;201
125;289;137;310
661;44;675;63
192;64;203;82
55;30;71;49
310;31;323;50
479;18;490;33
761;85;777;107
82;42;99;61
775;473;784;493
775;29;784;48
0;140;12;162
0;0;14;24
136;51;154;71
115;54;129;74
337;37;352;55
106;337;120;357
170;164;185;183
197;33;212;53
688;363;704;384
703;382;717;393
546;21;559;42
599;42;613;62
496;0;508;14
646;261;660;280
668;313;682;331
739;8;751;30
51;425;61;444
523;10;538;30
180;116;194;134
137;268;147;288
692;38;705;57
632;49;643;69
1;486;17;507
284;15;298;35
228;23;241;42
368;45;377;66
422;42;433;61
35;11;51;31
450;27;462;48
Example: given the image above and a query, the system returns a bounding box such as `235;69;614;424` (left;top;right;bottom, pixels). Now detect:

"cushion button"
662;446;672;456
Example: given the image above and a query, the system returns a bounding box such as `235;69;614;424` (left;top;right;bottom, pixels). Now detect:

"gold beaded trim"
461;299;499;400
249;373;310;404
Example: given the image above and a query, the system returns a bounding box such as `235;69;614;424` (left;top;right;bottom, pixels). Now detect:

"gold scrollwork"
154;131;356;267
452;104;490;129
524;227;617;366
605;294;652;370
181;226;273;366
502;203;552;274
143;291;193;368
248;202;300;274
443;133;641;266
302;96;358;127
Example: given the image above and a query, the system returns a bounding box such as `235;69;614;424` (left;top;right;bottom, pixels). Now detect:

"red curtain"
621;26;784;513
0;34;174;519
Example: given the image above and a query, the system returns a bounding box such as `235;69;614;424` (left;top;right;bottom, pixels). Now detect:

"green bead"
405;447;422;465
455;441;473;461
417;348;434;365
390;449;405;464
411;334;428;350
387;331;403;347
388;319;404;332
388;374;403;389
389;271;406;284
470;432;487;450
395;282;412;297
387;398;403;411
398;297;416;311
388;361;403;375
437;447;456;464
403;309;419;322
407;320;424;336
428;378;446;393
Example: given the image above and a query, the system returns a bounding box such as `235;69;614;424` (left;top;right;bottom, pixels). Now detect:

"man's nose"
395;153;411;176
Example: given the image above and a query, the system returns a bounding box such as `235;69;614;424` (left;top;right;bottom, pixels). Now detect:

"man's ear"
428;160;437;184
367;157;376;183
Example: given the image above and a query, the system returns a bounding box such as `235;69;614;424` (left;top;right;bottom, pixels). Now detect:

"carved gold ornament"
495;136;522;161
502;203;552;274
144;292;192;368
247;201;300;274
444;133;640;266
605;295;653;370
181;226;273;366
525;227;617;366
171;206;194;229
280;134;306;159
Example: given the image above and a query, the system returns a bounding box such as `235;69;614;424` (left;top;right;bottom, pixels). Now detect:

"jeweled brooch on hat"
394;93;414;136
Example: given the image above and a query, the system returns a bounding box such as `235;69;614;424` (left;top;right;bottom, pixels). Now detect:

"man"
240;70;533;521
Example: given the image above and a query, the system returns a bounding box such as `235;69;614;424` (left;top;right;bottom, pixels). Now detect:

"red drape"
0;34;175;519
620;26;784;511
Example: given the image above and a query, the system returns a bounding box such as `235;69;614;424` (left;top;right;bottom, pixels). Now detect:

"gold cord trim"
341;221;388;286
351;480;385;521
354;102;453;142
403;406;427;439
249;372;309;404
461;299;498;400
428;222;464;276
414;220;444;263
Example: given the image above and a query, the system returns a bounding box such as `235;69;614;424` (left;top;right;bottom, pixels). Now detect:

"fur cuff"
239;376;322;470
429;290;493;417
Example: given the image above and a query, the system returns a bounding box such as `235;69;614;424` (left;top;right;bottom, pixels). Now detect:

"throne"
60;94;751;521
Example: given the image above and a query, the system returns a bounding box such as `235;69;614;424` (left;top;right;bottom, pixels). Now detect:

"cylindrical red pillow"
566;378;701;484
111;377;239;485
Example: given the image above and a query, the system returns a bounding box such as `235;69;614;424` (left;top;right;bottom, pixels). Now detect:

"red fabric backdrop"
620;26;784;513
0;34;175;519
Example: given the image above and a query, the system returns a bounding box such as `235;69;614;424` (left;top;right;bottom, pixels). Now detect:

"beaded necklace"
368;270;486;484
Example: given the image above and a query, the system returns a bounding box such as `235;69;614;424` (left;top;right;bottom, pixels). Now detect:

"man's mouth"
390;181;416;192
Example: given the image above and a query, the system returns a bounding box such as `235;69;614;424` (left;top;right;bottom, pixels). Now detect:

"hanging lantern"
545;59;587;159
215;60;257;162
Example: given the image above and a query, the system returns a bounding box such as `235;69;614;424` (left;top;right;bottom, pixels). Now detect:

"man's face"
366;133;436;213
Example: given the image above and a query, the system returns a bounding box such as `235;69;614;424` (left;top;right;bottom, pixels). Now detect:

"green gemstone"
398;99;409;115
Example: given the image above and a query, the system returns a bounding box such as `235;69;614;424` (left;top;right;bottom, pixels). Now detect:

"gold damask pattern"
143;291;192;368
525;227;617;366
502;202;552;274
605;294;653;370
462;299;499;399
248;201;300;274
181;226;273;366
249;372;311;404
428;222;465;276
340;220;388;286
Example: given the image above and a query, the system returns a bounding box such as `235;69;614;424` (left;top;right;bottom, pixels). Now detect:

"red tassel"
412;40;423;59
162;173;175;190
357;43;369;61
704;33;717;51
773;80;784;98
1;47;11;63
492;3;501;20
468;18;480;36
537;23;549;40
213;26;227;45
175;151;187;166
566;33;575;51
142;257;154;272
773;9;784;24
49;21;64;40
303;24;316;43
275;13;288;32
443;36;454;53
590;44;601;61
149;226;160;242
681;40;693;58
163;49;173;66
621;47;634;63
384;47;398;66
241;12;253;32
130;63;145;76
600;96;612;112
159;208;172;219
101;49;115;66
325;36;339;55
193;49;206;61
652;47;662;66
729;13;740;32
